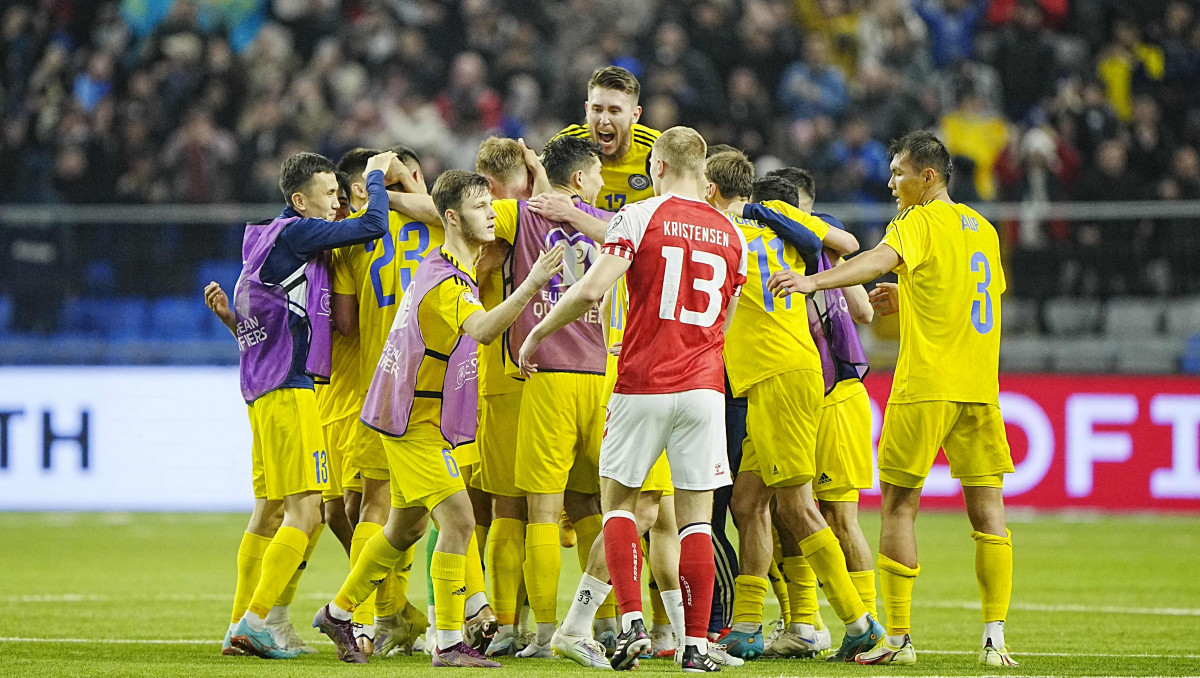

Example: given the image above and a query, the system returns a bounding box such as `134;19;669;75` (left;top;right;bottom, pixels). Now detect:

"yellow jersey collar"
439;246;477;284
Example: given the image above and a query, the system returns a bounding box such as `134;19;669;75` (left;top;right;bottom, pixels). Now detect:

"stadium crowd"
2;0;1200;329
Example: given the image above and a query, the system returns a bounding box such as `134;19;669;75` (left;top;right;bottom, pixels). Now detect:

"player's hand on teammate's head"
767;269;815;296
518;137;543;172
528;243;566;287
364;151;399;178
609;341;622;357
869;282;899;316
526;192;577;222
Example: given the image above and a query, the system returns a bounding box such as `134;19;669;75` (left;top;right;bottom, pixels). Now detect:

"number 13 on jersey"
658;246;728;327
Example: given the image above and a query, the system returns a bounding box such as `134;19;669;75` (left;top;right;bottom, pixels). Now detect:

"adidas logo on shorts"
817;473;832;485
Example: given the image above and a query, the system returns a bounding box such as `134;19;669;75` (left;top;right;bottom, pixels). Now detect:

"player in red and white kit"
518;127;747;673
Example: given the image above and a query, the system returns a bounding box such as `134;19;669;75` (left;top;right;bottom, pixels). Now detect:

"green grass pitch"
2;511;1198;677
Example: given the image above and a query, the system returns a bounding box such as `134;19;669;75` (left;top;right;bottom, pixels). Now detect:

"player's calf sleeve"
601;511;643;616
781;555;818;626
678;523;716;641
878;554;920;636
247;527;309;619
350;522;383;624
524;522;561;623
425;525;438;607
767;558;791;624
730;574;768;628
574;514;602;572
486;518;524;626
973;529;1012;623
849;569;878;618
231;532;272;624
334;530;405;613
799;528;867;625
430;551;467;631
276;523;323;608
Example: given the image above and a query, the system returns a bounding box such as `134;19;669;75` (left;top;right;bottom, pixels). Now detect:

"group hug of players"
204;65;1019;671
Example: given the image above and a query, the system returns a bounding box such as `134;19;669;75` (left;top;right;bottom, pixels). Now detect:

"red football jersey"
602;194;747;395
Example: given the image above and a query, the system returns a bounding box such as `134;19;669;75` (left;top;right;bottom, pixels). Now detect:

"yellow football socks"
465;532;486;600
973;529;1013;623
799;528;867;625
781;555;817;626
730;574;769;626
878;553;920;636
430;551;467;631
334;529;404;613
377;544;415;618
574;514;602;571
275;523;323;607
486;518;525;626
767;559;791;624
850;569;878;618
349;522;383;624
231;531;272;623
524;522;560;623
247;526;308;619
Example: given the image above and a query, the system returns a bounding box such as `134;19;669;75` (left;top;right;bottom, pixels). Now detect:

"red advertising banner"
858;373;1200;511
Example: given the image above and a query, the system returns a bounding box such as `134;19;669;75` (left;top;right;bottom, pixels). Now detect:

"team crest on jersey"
544;228;597;293
628;174;650;191
461;289;481;306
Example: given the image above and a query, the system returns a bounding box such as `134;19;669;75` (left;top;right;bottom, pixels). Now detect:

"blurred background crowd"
2;0;1200;370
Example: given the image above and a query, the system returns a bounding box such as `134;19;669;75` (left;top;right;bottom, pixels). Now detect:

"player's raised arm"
462;244;565;345
517;252;630;376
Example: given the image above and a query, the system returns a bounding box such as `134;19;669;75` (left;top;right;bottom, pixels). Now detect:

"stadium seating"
1103;298;1166;338
999;337;1054;372
1044;298;1103;336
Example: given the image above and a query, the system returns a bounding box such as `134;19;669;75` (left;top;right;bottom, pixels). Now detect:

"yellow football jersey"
601;276;627;404
880;200;1005;405
554;123;659;210
477;263;521;397
333;207;445;396
722;212;821;397
315;329;361;425
406;248;486;438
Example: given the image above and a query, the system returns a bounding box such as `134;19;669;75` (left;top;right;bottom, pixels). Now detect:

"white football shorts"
600;389;732;491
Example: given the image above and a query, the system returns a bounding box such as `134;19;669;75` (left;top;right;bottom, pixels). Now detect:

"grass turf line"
1;512;1198;676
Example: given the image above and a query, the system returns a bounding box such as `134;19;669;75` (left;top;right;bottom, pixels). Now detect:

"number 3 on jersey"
970;251;994;334
659;246;727;327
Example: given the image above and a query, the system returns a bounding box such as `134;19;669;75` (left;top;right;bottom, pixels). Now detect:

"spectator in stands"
940;86;1009;200
1097;17;1165;122
1127;95;1175;185
777;33;849;122
793;0;861;77
1072;139;1149;296
913;0;989;68
992;0;1058;122
830;113;891;204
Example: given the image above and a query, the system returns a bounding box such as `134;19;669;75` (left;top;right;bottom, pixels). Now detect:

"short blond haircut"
588;65;640;101
475;137;525;182
705;150;754;200
653;126;707;177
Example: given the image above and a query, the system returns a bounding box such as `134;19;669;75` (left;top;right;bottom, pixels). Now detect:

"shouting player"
519;127;746;673
768;131;1017;667
312;171;564;668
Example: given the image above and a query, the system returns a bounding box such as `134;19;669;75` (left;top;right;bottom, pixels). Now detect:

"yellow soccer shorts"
515;372;605;496
877;401;1014;489
384;435;468;511
479;389;524;497
248;387;330;501
642;452;674;495
814;379;875;502
320;412;358;501
349;418;390;481
740;369;823;487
